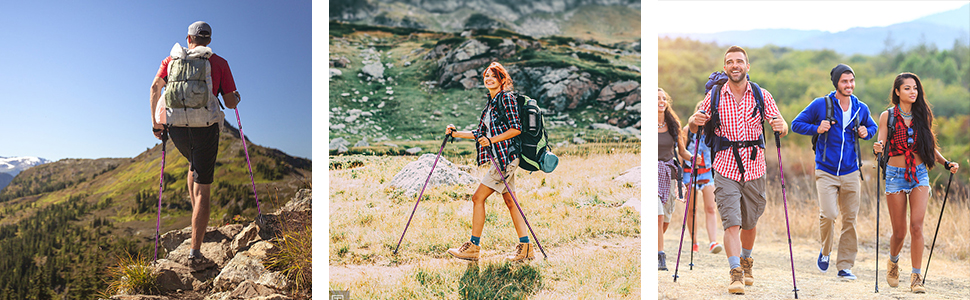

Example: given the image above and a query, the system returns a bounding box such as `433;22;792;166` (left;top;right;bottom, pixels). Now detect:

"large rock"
153;259;202;293
614;166;641;187
361;62;385;78
389;154;477;197
329;138;351;153
212;241;287;293
166;226;238;271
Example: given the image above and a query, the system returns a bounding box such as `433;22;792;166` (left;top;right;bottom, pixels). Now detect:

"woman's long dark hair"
659;88;682;143
890;72;937;169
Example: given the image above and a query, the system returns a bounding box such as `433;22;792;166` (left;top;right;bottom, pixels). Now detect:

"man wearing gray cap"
790;63;877;281
150;21;240;264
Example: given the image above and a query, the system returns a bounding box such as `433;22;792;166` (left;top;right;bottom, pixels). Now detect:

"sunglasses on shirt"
907;127;914;145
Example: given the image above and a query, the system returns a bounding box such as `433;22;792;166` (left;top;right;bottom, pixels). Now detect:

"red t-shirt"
156;53;236;97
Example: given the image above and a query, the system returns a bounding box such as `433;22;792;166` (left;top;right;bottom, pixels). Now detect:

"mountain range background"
0;156;51;192
661;3;970;56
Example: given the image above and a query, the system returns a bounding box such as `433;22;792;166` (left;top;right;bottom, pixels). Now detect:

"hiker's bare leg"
685;186;697;243
740;227;756;250
471;184;493;237
908;187;929;269
886;192;909;257
503;192;528;239
724;225;741;258
189;170;211;251
703;184;718;243
659;215;665;251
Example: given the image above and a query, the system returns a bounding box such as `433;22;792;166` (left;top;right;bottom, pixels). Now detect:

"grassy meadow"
329;144;641;299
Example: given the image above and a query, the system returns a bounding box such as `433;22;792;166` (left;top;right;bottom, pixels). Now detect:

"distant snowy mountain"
0;156;51;176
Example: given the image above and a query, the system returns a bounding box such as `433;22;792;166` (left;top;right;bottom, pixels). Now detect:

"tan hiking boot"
447;241;480;261
728;267;745;294
740;257;754;286
506;243;535;262
911;273;926;293
887;259;899;287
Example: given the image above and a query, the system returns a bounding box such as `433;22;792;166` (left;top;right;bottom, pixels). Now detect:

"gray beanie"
830;64;854;88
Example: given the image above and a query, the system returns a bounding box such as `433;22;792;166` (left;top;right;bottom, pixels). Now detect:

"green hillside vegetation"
329;22;640;148
0;121;311;299
660;37;970;182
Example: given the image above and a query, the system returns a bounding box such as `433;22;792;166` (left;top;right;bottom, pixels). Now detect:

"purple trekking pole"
393;133;454;255
231;93;262;221
674;122;704;282
772;119;799;299
485;144;548;259
154;128;168;263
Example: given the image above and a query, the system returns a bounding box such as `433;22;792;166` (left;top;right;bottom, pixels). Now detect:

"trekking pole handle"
772;117;782;147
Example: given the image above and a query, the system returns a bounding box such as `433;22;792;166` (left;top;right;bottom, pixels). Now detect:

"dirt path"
658;235;970;299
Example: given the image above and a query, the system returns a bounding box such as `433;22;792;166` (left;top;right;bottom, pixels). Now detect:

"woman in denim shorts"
873;73;960;293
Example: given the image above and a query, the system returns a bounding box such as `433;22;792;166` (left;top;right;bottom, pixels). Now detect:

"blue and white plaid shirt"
471;91;521;169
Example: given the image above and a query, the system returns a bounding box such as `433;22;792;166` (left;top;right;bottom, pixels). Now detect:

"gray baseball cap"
188;21;211;38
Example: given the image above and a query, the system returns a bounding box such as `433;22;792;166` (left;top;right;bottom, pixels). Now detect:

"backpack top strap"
825;94;834;122
748;82;765;121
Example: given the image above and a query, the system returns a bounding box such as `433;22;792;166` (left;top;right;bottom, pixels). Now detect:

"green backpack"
163;43;224;128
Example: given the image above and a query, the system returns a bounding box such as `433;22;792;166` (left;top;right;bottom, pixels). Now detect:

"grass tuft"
102;251;158;296
459;262;543;300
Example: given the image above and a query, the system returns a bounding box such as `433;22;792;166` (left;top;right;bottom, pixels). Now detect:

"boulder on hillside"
614;166;641;188
330;138;350;153
361;62;385;78
389;154;477;197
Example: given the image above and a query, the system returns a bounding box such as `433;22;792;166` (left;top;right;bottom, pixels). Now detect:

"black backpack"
811;95;866;180
495;92;557;173
702;80;767;181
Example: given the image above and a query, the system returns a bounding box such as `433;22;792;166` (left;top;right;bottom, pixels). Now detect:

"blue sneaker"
817;252;830;272
838;269;857;280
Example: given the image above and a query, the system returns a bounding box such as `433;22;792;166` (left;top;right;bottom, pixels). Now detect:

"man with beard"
689;45;789;295
790;64;877;281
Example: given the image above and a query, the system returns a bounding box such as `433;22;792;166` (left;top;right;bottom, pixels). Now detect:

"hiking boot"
910;273;926;293
817;252;830;273
709;242;723;254
887;259;899;287
838;269;857;280
506;243;534;262
447;241;480;261
728;267;745;294
659;252;668;271
740;257;754;286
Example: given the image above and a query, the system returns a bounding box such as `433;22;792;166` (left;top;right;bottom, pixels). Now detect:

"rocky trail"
658;235;969;299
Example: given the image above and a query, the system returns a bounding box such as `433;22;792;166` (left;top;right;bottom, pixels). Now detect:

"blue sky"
0;0;311;160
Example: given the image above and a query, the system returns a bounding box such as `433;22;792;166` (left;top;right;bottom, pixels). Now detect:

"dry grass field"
330;149;642;299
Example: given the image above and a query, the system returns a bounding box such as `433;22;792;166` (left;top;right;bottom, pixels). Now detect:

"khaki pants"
815;169;861;271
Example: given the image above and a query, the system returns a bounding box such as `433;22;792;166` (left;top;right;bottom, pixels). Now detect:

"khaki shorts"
714;171;766;230
660;188;677;223
482;158;518;194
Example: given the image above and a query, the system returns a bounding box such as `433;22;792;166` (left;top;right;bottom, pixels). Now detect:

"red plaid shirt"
699;83;782;182
471;91;521;169
886;106;920;183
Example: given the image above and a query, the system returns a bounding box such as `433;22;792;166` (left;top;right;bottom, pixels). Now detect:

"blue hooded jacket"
791;91;878;176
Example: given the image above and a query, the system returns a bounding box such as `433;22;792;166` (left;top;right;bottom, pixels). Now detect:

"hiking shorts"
885;163;930;194
168;124;220;184
482;158;518;194
713;170;766;230
659;187;677;223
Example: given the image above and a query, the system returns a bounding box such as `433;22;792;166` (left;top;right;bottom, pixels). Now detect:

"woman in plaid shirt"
445;62;535;262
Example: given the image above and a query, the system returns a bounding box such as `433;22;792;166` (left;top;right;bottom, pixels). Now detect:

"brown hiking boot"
887;259;899;287
506;243;535;262
728;267;745;294
910;273;926;293
740;257;754;286
447;241;480;261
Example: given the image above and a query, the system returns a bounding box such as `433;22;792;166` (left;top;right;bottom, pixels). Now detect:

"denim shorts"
683;170;714;190
885;164;930;194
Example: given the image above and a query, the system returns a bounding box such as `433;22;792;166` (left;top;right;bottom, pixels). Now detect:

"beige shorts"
713;171;766;230
660;192;677;223
481;158;518;194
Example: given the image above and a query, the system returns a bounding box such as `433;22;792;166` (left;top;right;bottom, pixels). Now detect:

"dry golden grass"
330;150;641;299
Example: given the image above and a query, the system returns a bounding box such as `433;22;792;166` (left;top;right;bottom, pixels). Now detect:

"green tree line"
660;37;970;180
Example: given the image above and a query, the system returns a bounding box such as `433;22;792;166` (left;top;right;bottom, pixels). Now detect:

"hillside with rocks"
0;120;311;299
329;21;641;153
106;189;311;300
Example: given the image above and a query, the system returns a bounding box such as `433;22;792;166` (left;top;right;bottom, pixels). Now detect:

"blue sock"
470;235;481;246
912;268;921;275
741;248;752;259
728;256;741;270
519;236;530;243
890;254;899;263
